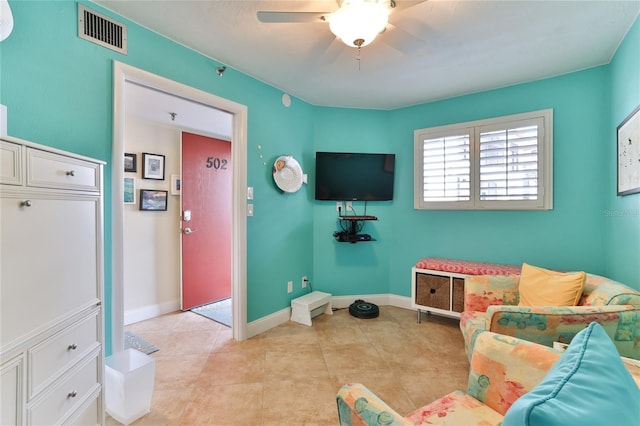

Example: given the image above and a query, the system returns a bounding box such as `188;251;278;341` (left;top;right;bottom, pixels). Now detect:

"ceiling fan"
257;0;426;52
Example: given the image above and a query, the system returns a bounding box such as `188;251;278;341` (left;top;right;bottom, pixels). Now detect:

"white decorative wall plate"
273;155;306;193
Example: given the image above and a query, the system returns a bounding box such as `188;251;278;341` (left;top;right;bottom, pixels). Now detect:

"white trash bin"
105;348;156;425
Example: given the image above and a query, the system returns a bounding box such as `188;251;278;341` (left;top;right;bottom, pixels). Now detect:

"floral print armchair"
459;273;640;360
337;329;640;426
337;332;562;425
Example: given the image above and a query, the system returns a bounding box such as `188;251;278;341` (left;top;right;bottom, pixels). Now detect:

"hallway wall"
123;116;181;323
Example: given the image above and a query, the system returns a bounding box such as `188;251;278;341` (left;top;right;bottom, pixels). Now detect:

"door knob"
183;227;195;234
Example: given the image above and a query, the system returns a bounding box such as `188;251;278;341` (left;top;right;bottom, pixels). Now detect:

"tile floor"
109;306;469;426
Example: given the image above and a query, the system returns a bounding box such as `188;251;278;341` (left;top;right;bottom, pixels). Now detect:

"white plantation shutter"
414;110;552;210
422;133;471;202
479;123;539;201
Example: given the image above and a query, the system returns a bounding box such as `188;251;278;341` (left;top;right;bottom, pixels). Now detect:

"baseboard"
246;294;415;338
127;294;415;335
124;299;180;325
247;307;291;338
387;294;413;310
330;293;413;310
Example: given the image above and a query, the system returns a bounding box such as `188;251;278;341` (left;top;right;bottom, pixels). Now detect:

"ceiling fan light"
329;1;389;48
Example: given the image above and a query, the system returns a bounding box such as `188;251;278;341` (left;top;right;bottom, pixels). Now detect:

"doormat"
124;331;159;355
191;298;231;328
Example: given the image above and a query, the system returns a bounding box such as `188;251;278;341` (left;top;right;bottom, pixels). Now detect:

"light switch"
247;204;254;216
247;186;254;200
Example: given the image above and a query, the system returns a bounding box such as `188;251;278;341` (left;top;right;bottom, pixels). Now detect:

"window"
414;109;553;210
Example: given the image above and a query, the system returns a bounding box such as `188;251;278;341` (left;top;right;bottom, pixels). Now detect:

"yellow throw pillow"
518;263;586;306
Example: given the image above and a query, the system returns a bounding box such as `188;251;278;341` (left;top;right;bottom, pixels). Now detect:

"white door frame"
112;61;248;351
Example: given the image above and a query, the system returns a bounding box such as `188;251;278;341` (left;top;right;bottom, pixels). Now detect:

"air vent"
78;4;127;55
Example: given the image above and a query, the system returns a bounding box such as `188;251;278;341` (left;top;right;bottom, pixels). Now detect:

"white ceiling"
95;0;640;110
125;81;234;138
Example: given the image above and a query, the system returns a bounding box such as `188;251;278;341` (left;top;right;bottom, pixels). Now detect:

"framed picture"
617;105;640;195
124;153;137;173
140;189;168;211
142;153;166;180
123;177;135;204
170;174;181;195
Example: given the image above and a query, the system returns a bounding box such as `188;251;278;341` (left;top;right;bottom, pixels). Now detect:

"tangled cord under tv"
334;214;377;243
333;231;372;243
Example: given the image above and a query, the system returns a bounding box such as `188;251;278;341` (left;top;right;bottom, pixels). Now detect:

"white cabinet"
0;136;105;425
1;355;24;425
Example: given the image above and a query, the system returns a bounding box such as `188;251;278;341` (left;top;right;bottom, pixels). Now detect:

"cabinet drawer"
28;310;100;399
416;273;450;310
27;148;100;191
28;352;100;426
63;388;101;426
0;140;22;185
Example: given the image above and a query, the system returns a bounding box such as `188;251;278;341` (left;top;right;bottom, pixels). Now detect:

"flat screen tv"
315;152;395;201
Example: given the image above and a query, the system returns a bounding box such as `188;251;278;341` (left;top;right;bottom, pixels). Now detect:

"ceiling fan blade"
257;11;329;23
382;22;425;54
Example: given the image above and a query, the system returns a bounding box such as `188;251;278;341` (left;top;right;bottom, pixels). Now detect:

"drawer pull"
66;170;76;177
20;200;32;207
68;343;78;350
430;289;436;294
67;390;77;398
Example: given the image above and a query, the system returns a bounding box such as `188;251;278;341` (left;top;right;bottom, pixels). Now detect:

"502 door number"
205;157;228;170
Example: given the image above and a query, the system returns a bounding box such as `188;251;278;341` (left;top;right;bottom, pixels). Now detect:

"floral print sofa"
459;273;640;360
336;330;640;426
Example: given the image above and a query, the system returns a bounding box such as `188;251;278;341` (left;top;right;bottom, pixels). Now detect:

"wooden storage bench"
412;258;521;321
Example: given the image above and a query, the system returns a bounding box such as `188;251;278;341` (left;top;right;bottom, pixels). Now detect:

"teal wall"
312;108;395;295
310;67;617;297
382;67;613;297
606;17;640;287
0;1;315;355
2;2;638;354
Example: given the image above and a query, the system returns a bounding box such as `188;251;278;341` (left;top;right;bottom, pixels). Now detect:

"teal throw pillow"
503;322;640;426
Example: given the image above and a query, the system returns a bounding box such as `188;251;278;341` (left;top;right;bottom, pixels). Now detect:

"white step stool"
290;291;333;326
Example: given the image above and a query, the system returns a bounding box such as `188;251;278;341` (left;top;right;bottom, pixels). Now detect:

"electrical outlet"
302;276;308;288
287;281;293;293
346;201;353;211
336;201;343;212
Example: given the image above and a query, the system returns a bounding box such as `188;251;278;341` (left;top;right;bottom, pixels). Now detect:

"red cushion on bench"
415;258;521;275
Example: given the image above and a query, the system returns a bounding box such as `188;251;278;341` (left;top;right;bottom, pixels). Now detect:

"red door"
181;132;232;310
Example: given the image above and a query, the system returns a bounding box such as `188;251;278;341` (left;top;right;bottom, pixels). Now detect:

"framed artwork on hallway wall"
124;153;137;172
123;177;135;204
171;174;181;195
617;105;640;196
140;189;168;211
142;152;165;180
